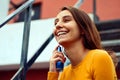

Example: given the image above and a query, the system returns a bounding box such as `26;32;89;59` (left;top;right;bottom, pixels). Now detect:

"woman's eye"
63;19;70;22
54;20;58;25
54;22;57;25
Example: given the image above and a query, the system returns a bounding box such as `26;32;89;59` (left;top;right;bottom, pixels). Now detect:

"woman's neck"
63;40;89;66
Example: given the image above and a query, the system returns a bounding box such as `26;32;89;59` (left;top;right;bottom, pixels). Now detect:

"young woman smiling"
47;6;117;80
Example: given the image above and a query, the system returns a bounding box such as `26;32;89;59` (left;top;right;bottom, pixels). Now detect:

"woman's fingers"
51;51;65;63
49;46;66;72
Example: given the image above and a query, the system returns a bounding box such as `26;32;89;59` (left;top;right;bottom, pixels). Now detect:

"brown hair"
61;6;102;49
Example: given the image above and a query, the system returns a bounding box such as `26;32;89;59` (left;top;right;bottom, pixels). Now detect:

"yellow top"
47;49;117;80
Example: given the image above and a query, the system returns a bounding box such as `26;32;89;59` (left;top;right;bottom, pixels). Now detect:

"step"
96;19;120;31
100;29;120;41
101;40;120;52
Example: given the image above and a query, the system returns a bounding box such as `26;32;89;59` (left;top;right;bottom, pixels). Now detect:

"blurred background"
0;0;120;80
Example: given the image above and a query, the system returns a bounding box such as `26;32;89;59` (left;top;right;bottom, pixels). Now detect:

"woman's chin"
58;40;66;45
58;40;71;47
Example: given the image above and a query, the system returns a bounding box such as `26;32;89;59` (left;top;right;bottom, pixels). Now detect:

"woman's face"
53;10;81;45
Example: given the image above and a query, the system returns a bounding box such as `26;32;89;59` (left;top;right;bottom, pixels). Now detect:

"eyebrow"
54;15;72;23
63;15;72;18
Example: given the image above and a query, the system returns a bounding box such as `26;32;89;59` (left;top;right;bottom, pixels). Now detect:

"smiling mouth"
57;31;68;36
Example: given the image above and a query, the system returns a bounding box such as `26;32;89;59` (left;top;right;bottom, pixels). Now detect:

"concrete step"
100;29;120;41
101;39;120;53
96;19;120;31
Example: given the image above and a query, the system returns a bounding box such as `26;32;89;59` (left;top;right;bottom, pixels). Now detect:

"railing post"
19;3;32;80
93;0;97;23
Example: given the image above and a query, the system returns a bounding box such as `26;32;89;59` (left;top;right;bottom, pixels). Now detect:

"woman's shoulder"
89;49;112;63
89;49;109;57
90;49;108;54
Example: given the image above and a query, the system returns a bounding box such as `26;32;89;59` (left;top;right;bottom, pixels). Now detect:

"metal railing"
0;0;54;79
0;0;33;28
0;0;83;80
11;33;54;80
0;0;34;80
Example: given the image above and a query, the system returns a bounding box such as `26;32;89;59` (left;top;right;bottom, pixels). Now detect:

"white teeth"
57;32;67;36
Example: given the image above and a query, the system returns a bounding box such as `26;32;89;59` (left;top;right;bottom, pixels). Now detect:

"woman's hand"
49;46;66;72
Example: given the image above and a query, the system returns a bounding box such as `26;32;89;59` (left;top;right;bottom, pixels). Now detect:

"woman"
48;6;117;80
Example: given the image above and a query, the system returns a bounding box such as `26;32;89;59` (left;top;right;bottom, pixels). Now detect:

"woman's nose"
55;21;63;29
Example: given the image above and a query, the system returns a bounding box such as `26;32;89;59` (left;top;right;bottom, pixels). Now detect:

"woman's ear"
80;31;84;36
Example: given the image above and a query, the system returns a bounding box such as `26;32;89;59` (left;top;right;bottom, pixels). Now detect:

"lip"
56;30;68;36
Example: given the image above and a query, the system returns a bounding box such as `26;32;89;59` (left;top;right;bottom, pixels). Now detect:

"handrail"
0;0;34;80
0;0;54;79
19;4;32;80
0;0;34;28
74;0;84;8
1;0;87;80
11;33;54;80
10;0;34;79
27;33;54;69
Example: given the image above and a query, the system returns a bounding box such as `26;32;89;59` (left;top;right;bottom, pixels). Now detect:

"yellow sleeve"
93;51;117;80
47;72;59;80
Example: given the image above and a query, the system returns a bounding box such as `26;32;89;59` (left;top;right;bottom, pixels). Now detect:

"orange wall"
38;0;120;21
97;0;120;21
41;0;77;19
9;0;120;23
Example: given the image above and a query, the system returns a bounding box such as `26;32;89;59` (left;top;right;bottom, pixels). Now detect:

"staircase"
96;19;120;56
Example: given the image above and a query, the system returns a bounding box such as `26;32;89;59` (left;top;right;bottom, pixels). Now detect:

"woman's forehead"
55;10;73;21
56;10;72;18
